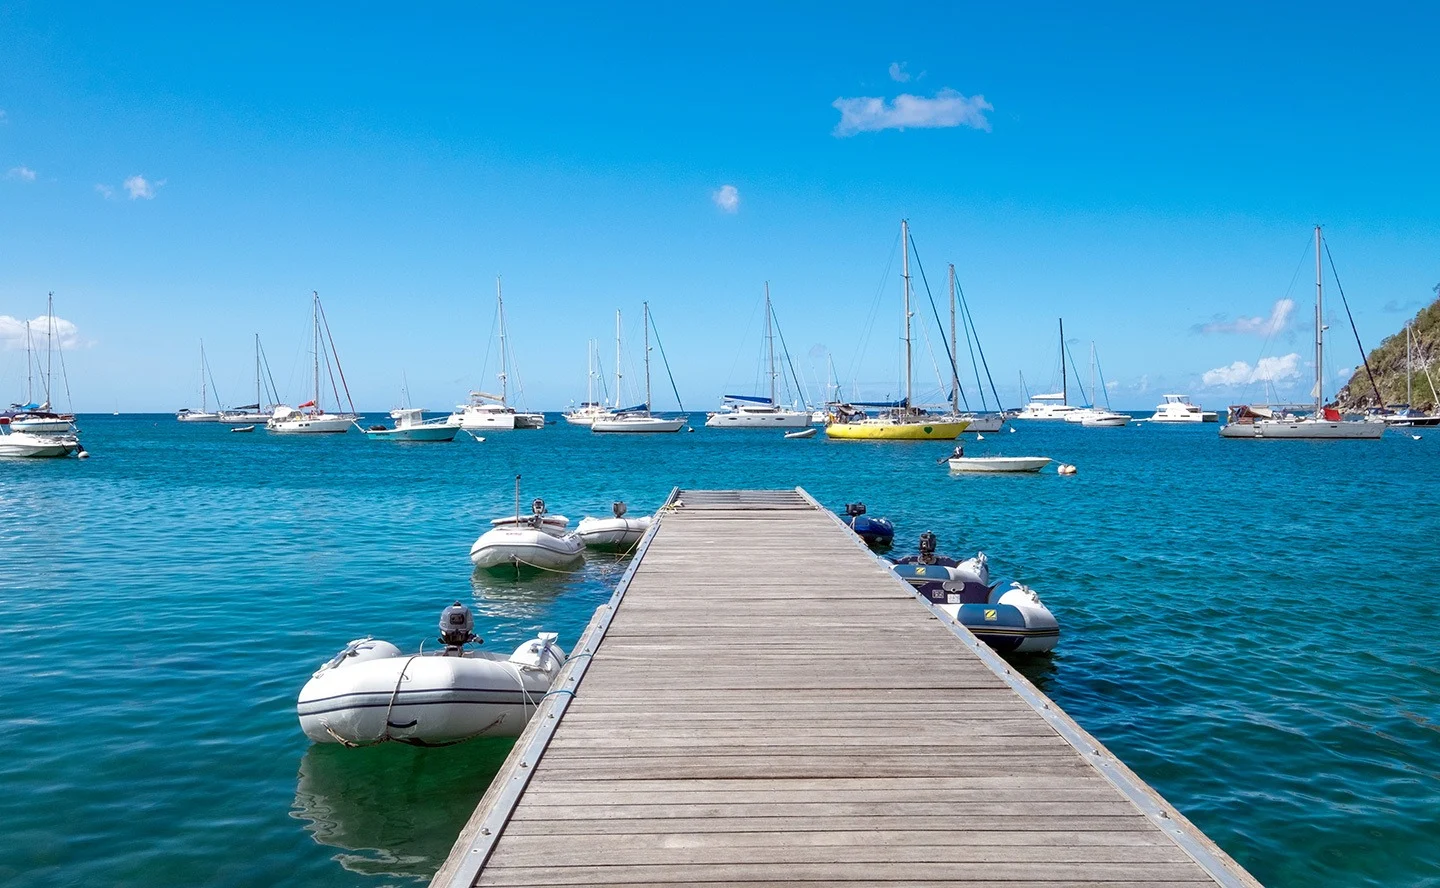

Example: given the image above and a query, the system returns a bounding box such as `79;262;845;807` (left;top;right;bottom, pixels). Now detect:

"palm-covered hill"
1335;289;1440;410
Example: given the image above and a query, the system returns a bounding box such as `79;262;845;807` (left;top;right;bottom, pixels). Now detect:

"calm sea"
1;415;1436;887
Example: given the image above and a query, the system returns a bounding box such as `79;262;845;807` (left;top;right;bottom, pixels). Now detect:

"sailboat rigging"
448;278;545;430
266;291;359;434
591;303;688;433
706;283;811;428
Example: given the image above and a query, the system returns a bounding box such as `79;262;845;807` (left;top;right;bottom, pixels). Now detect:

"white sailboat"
449;278;545;430
176;340;224;422
1064;342;1130;427
564;337;616;426
1373;323;1440;426
8;294;79;433
219;334;278;424
1220;226;1383;440
939;263;1006;433
706;284;811;429
1013;321;1081;421
592;303;688;433
267;291;360;434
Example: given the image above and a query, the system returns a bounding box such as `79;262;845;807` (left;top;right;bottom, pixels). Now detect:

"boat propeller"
438;601;481;650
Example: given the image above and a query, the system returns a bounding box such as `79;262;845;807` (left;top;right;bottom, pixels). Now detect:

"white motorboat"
0;427;81;458
297;602;566;746
592;303;689;434
577;502;652;551
1081;410;1130;427
1013;394;1079;421
706;284;812;429
1148;394;1217;423
450;278;545;431
176;340;225;422
230;425;256;433
1220;227;1384;441
267;292;360;434
361;408;459;442
471;492;585;572
947;455;1052;473
784;427;817;439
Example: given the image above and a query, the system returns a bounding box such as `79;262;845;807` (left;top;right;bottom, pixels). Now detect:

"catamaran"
1220;226;1383;440
826;220;968;441
592;303;688;433
706;283;810;429
1147;394;1218;423
267;291;360;434
448;278;545;430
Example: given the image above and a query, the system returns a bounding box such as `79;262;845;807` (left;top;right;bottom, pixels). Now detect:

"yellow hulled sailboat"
826;219;968;441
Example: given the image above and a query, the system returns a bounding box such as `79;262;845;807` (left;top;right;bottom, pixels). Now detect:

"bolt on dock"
432;488;1259;887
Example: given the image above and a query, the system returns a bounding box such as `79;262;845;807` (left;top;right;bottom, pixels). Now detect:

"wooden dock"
432;488;1259;887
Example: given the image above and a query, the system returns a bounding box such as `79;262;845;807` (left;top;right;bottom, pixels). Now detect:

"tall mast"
765;282;776;405
901;219;912;410
1314;225;1324;414
45;292;54;406
255;333;262;408
24;320;32;404
496;277;508;407
312;291;321;412
1059;318;1067;405
643;302;652;414
586;340;595;406
948;263;959;415
1407;323;1414;405
1089;342;1097;408
615;310;623;408
200;341;208;413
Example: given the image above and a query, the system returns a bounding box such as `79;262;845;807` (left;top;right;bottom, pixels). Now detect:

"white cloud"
1197;298;1294;336
712;184;739;214
0;314;81;351
94;183;115;200
124;174;162;199
6;166;36;181
888;62;911;83
833;88;993;137
1202;353;1301;387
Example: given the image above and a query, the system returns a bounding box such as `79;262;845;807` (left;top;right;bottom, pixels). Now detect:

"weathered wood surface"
434;489;1259;888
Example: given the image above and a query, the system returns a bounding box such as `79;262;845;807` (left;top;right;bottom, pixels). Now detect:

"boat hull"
13;417;77;433
705;410;811;429
0;432;78;458
267;415;355;433
363;425;459;442
591;416;687;433
470;528;585;571
961;414;1005;433
176;412;221;423
844;515;894;548
576;516;651;551
1082;413;1130;427
1220;420;1384;439
947;456;1051;473
825;419;968;440
297;638;565;746
784;428;817;439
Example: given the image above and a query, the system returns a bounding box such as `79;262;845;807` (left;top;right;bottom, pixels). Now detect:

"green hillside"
1335;290;1440;410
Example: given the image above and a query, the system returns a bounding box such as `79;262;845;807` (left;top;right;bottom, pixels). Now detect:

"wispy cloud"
124;174;162;199
833;88;993;137
1201;353;1301;387
712;184;739;214
1195;298;1294;336
0;314;81;351
95;183;115;200
6;166;36;181
888;62;911;83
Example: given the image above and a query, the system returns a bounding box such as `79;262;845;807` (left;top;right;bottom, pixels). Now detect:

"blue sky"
2;2;1438;412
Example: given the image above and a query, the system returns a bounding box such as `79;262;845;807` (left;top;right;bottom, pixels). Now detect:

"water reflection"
292;739;514;881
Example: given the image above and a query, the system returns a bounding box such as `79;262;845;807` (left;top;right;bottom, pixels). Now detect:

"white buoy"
1413;434;1423;440
77;449;90;460
1057;463;1077;475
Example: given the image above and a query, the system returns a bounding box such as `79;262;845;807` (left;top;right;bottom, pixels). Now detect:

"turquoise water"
2;415;1437;887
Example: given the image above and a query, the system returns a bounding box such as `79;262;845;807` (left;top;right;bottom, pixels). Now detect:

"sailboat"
219;334;279;424
1374;323;1440;427
448;278;545;430
706;283;810;428
1063;342;1129;426
8;293;79;433
176;340;224;422
1013;320;1081;421
267;291;360;434
826;220;968;440
564;337;616;426
1220;226;1383;440
591;303;688;433
939;263;1006;433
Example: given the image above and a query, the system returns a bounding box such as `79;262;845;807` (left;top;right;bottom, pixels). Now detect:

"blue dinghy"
841;502;894;548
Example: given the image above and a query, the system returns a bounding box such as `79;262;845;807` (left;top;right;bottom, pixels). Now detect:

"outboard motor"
918;531;938;564
845;502;866;518
438;601;481;650
612;501;628;518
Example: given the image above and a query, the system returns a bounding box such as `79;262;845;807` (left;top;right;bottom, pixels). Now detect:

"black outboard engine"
438;601;481;650
918;531;938;564
845;502;866;518
612;501;628;518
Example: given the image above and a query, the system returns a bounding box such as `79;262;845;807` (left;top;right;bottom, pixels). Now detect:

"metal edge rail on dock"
431;487;1260;888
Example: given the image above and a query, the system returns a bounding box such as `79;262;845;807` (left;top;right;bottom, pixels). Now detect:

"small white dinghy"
936;582;1059;654
470;483;585;573
947;456;1052;473
297;602;566;746
783;427;817;439
577;501;652;552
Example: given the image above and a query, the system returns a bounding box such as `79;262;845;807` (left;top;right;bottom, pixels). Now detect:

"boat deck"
431;488;1258;888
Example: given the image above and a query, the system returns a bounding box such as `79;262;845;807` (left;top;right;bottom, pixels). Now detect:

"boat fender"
77;447;89;459
1057;463;1077;475
439;601;481;650
509;632;566;671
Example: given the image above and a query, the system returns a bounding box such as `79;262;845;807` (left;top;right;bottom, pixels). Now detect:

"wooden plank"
478;861;1216;886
